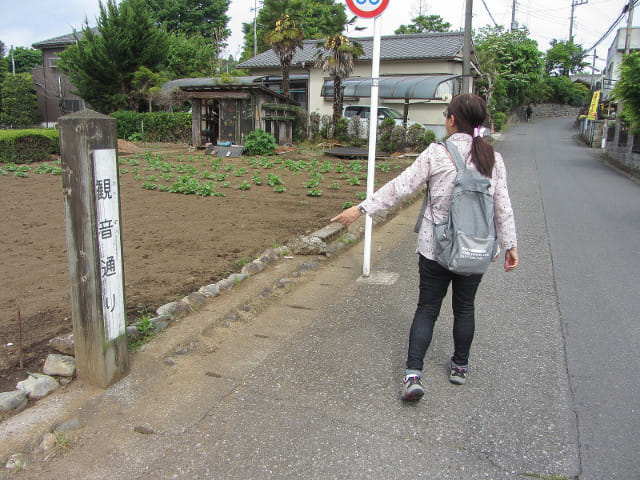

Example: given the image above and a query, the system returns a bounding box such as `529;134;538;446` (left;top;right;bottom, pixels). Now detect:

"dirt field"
0;142;411;392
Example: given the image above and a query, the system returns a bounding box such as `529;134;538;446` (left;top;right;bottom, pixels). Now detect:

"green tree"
613;52;640;133
540;75;589;105
265;15;304;98
1;73;39;127
11;47;43;73
315;35;363;134
0;41;7;86
59;0;169;113
394;14;451;34
141;0;230;39
544;39;587;76
241;0;346;61
166;33;218;78
474;26;543;115
132;66;168;112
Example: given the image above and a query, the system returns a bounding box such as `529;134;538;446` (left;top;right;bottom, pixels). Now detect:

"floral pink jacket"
359;132;517;260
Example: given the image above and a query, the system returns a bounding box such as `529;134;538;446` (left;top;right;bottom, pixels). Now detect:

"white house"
601;27;640;100
237;32;480;136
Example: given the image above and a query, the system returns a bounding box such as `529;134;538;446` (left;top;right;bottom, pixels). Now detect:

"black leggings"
406;255;483;370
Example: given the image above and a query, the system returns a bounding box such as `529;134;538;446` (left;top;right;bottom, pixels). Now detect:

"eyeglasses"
442;110;449;118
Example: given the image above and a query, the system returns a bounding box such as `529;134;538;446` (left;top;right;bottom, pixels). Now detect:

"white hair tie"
473;127;486;138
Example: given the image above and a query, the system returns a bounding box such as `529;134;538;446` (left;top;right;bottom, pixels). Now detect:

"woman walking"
331;94;518;401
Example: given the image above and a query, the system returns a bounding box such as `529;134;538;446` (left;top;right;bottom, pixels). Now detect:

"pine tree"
59;0;169;113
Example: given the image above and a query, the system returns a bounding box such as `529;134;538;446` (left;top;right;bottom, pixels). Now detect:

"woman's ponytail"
447;94;495;177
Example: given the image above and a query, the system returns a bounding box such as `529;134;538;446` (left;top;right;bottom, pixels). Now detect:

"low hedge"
110;111;191;142
0;129;59;164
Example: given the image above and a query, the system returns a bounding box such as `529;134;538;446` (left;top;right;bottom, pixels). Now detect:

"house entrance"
202;100;220;145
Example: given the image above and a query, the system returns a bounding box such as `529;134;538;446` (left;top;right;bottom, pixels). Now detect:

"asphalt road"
500;117;640;480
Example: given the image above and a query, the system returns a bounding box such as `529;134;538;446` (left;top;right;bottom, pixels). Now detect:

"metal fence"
619;128;628;147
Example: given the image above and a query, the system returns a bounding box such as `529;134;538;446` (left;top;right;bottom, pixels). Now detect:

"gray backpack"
414;140;498;275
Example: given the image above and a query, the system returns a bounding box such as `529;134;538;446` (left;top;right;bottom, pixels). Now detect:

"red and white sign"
346;0;390;18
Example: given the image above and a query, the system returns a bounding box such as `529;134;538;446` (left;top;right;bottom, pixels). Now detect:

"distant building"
601;27;640;100
31;30;94;126
237;32;480;136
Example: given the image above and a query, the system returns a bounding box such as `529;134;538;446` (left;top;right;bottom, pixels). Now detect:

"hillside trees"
241;0;346;61
474;26;543;115
59;0;169;113
141;0;230;38
395;14;451;34
545;39;587;76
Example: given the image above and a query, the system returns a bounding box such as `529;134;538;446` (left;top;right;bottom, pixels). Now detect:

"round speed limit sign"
345;0;390;18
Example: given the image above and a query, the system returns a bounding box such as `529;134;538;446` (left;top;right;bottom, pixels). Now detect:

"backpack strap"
443;138;466;172
414;141;451;233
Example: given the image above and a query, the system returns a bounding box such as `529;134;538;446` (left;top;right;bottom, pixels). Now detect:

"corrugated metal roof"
237;32;465;69
322;75;460;100
162;74;309;91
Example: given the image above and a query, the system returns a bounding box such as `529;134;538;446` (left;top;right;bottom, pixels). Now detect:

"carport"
321;74;461;123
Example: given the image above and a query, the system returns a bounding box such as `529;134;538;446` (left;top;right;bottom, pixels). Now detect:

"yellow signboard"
587;90;601;120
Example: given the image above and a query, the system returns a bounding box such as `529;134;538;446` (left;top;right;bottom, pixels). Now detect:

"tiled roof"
238;32;465;69
32;27;99;49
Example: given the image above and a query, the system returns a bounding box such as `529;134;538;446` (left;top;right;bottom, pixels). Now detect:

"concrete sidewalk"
2;135;580;479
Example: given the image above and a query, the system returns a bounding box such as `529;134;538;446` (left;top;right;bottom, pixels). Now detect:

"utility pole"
462;0;473;93
590;50;597;90
511;0;517;31
569;0;588;43
254;0;258;57
624;0;635;54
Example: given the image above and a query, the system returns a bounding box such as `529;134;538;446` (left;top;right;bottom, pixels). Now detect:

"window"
62;99;81;113
49;57;61;68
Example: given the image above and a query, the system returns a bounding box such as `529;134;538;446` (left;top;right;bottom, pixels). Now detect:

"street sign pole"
345;0;389;277
362;15;382;277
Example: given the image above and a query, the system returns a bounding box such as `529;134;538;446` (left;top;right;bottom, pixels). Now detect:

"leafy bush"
334;117;350;143
243;129;277;156
377;118;404;152
292;108;308;143
345;116;367;147
540;76;589;106
0;129;59;163
423;129;437;147
0;73;39;128
405;124;437;151
491;112;507;131
309;112;321;139
319;114;333;139
110;111;191;142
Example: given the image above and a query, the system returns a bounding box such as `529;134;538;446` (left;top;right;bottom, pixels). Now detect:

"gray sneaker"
401;374;424;401
449;361;468;385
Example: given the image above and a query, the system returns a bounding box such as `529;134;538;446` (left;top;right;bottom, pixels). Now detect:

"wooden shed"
162;77;300;148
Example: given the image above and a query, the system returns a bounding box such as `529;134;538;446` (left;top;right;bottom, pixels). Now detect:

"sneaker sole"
449;376;466;385
401;389;424;401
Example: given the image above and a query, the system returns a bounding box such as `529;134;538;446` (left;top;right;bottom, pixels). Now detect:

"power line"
481;0;500;26
585;0;639;51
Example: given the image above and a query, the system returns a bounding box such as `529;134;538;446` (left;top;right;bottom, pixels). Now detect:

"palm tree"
265;15;304;99
314;35;363;134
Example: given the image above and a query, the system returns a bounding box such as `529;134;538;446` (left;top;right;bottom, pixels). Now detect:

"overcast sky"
1;0;637;71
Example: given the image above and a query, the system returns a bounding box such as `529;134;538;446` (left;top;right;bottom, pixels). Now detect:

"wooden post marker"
59;109;129;388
